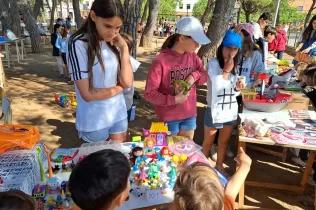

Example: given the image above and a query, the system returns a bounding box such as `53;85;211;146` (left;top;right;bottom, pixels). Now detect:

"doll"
130;147;146;165
144;137;155;156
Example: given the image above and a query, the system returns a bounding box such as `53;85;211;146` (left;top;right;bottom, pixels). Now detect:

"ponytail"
161;34;181;49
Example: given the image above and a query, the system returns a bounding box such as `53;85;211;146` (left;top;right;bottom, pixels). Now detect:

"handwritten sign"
146;189;161;203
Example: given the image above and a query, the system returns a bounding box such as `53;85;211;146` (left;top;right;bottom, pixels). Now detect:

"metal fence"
286;30;301;48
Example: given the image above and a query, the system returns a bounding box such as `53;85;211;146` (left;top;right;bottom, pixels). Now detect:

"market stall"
0;123;227;210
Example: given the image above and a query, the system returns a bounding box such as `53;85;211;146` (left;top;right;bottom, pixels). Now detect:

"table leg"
237;141;246;209
301;151;316;190
20;39;24;60
15;41;20;63
5;44;10;68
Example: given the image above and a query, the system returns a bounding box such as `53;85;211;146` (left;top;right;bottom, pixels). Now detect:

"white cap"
176;17;211;45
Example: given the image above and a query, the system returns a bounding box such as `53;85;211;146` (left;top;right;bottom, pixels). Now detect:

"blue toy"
168;166;177;180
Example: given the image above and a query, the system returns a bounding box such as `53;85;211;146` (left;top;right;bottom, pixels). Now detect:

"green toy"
132;136;142;142
148;163;159;179
174;80;191;95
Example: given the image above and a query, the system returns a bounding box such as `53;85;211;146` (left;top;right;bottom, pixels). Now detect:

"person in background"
268;24;288;60
173;147;252;210
56;27;71;84
293;15;316;65
51;23;64;78
144;16;209;140
264;26;277;44
165;23;171;37
0;190;37;210
66;16;72;28
251;12;272;40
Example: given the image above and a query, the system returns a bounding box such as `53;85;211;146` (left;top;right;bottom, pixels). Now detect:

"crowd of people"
2;0;316;209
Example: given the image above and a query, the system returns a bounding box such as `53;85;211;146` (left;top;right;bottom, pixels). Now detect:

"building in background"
176;0;199;18
291;0;314;13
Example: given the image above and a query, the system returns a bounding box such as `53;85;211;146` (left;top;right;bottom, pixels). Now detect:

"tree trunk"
140;0;149;25
139;0;160;48
200;0;214;27
59;0;63;17
123;0;143;58
0;0;21;37
245;12;251;23
304;0;316;28
18;1;43;53
49;0;57;32
73;0;83;29
66;0;69;17
197;0;235;60
33;0;43;20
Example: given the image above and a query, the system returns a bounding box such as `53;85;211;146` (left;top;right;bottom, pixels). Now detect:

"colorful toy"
179;154;188;163
132;136;142;142
168;166;177;180
60;181;67;193
130;187;143;197
32;184;47;199
143;122;170;146
148;163;159;179
144;137;155;156
171;155;179;166
169;140;203;156
138;166;148;185
160;146;171;158
130;147;145;165
71;93;77;106
48;177;60;194
54;94;69;107
174;80;191;95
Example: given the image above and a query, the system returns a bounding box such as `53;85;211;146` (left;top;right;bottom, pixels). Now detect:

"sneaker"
307;177;316;187
226;146;234;158
210;145;217;161
292;157;307;167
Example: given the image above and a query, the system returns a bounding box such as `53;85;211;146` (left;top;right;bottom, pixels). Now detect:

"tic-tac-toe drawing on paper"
211;75;238;124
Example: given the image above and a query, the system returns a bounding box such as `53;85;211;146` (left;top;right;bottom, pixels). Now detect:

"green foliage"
240;0;272;21
159;0;178;20
192;0;209;20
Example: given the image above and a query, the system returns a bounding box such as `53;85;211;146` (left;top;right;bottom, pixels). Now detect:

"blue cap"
222;30;242;50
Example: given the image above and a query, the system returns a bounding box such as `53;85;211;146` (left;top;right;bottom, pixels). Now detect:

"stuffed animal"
267;68;297;89
240;117;270;138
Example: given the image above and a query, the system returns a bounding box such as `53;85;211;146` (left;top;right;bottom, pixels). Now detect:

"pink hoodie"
144;48;207;122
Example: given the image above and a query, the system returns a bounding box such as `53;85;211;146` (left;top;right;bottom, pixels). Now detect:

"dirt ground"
1;38;315;209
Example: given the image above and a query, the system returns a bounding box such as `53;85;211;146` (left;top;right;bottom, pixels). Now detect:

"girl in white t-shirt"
66;0;133;143
203;31;244;174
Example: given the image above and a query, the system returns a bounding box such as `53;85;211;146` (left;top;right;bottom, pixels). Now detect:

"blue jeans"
79;118;128;142
204;107;236;129
166;117;197;136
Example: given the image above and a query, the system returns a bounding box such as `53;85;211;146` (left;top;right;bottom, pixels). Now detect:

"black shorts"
61;53;67;65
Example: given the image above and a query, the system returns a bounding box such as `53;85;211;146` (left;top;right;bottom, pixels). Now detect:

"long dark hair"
68;0;124;90
240;29;261;58
302;15;316;42
216;43;239;75
161;34;181;49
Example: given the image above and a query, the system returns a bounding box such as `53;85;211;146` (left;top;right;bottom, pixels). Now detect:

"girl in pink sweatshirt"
144;17;209;139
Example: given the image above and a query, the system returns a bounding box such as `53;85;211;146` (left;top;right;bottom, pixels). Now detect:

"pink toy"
143;122;170;146
186;153;211;166
169;140;202;156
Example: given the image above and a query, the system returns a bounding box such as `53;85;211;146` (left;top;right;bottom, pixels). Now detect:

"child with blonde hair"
173;147;252;210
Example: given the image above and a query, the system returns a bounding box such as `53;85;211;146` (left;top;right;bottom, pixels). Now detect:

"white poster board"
211;75;238;124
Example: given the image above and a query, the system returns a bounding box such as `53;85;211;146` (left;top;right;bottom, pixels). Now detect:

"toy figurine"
61;163;68;172
179;154;188;163
48;177;60;194
47;196;55;205
130;147;146;165
148;162;159;179
60;181;67;193
36;198;46;210
171;155;179;166
32;184;47;199
160;146;171;158
144;137;155;155
138;166;148;186
71;93;77;106
168;166;177;180
70;160;76;170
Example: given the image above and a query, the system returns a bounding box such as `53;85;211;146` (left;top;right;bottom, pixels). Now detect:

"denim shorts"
79;118;128;142
204;107;236;129
166;117;197;136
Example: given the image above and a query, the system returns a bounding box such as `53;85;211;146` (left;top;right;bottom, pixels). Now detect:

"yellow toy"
241;89;256;100
179;154;188;162
71;93;77;106
172;155;179;166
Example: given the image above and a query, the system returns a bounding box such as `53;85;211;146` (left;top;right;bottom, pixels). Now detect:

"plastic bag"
0;124;40;154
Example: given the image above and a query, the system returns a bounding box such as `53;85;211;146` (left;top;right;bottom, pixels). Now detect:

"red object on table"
259;73;267;80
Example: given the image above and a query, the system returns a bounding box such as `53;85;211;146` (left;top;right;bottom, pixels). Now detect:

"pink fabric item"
144;48;207;122
239;23;254;38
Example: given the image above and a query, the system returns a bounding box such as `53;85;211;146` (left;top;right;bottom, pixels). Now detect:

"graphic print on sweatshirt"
169;65;193;86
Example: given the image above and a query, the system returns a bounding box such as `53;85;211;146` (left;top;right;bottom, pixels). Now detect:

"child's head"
173;162;224;210
258;12;272;29
120;33;133;53
68;149;131;210
308;57;316;65
161;16;210;53
0;190;37;210
237;23;260;56
264;26;277;43
69;0;124;90
295;62;309;81
216;30;242;74
302;65;316;86
53;23;61;33
60;27;68;38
